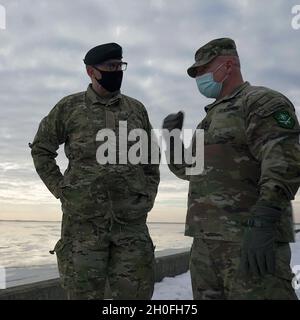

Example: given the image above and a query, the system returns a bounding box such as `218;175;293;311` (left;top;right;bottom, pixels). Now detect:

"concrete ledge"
0;250;190;300
155;251;190;282
0;279;66;300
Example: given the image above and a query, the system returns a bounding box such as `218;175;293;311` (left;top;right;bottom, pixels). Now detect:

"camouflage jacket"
169;82;300;242
30;84;160;224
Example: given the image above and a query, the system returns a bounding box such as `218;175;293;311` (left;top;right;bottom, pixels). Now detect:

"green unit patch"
273;110;295;129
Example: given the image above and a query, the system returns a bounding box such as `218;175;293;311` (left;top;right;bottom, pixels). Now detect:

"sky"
0;0;300;222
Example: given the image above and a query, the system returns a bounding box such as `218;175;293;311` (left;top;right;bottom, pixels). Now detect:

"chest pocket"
66;107;104;159
117;110;145;132
117;110;131;125
105;110;116;130
204;103;246;145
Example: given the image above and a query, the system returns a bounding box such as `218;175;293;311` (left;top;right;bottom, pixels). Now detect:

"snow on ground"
290;233;300;299
152;271;193;300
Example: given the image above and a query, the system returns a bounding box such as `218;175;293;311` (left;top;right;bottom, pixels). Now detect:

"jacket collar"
86;84;122;106
204;81;250;113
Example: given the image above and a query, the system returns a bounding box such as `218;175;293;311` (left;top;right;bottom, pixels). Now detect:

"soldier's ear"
225;60;234;74
86;65;94;78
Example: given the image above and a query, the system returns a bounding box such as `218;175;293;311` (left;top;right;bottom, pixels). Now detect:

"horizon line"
0;219;300;225
0;219;186;224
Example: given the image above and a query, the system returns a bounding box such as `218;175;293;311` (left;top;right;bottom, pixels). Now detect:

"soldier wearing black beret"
30;42;160;300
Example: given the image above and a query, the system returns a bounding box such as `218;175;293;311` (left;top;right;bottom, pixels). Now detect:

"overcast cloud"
0;0;300;221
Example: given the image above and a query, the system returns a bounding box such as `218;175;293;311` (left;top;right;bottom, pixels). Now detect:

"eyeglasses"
94;61;128;72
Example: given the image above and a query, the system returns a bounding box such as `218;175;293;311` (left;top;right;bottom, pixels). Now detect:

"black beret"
83;43;123;65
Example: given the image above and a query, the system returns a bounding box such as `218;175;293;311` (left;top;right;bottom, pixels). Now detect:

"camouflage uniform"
190;239;296;300
30;84;159;299
169;38;300;299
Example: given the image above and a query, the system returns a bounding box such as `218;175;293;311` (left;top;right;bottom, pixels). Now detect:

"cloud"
0;0;299;221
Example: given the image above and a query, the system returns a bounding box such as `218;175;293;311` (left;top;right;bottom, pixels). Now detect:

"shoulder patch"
244;86;294;117
253;98;288;118
273;110;295;129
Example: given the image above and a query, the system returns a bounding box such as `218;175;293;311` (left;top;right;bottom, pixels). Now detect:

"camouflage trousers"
190;238;298;300
52;214;155;300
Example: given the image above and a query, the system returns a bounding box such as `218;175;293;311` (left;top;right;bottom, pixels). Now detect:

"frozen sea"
0;220;299;299
0;220;192;268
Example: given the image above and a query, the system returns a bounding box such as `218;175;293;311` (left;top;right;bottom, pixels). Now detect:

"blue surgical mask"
196;63;227;98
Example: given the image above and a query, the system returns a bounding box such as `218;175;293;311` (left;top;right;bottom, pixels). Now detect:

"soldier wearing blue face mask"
195;62;229;98
162;38;300;300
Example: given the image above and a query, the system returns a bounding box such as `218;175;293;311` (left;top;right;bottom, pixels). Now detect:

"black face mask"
96;70;123;92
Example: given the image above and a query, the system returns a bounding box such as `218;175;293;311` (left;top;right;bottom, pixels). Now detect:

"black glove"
162;111;184;131
240;206;281;277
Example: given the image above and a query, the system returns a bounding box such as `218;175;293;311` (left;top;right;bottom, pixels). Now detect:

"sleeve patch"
273;110;295;129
